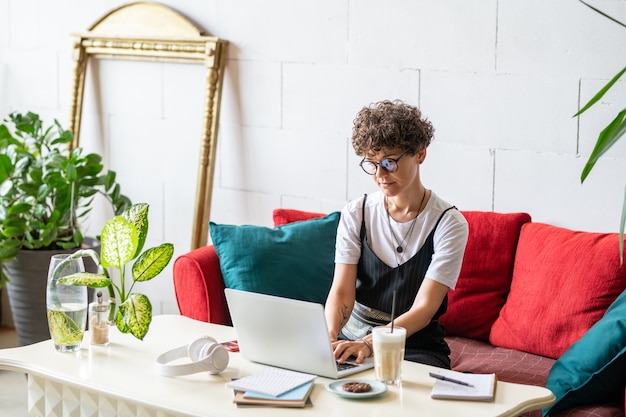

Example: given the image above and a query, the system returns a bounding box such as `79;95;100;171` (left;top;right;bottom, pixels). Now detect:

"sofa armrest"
173;245;231;325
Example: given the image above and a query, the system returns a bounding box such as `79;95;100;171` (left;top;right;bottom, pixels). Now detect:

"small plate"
325;379;388;399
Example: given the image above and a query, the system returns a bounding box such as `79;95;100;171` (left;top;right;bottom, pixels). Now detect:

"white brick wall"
1;0;625;315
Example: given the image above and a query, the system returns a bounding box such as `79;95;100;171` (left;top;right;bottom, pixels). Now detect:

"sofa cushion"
490;223;626;359
209;212;340;304
440;211;531;341
273;208;327;226
543;289;626;416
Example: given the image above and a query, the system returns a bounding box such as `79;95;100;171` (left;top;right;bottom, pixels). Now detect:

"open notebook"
225;289;374;379
430;370;497;401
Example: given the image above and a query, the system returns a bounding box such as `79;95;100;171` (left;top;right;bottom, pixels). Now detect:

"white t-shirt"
334;191;468;290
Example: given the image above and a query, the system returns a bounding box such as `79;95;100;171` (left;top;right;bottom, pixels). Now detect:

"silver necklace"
385;189;427;254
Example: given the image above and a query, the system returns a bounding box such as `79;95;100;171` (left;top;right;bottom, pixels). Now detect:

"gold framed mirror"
68;1;227;249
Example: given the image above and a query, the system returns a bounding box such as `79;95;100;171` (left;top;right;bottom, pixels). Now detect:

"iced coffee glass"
372;326;406;385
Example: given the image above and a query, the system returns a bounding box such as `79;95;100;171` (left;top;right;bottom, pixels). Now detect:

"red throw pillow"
440;211;531;341
273;209;327;226
490;223;626;359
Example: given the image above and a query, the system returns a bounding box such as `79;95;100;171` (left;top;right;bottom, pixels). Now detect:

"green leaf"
18;182;38;196
115;310;131;334
117;293;152;340
100;216;138;269
47;308;84;346
114;196;133;215
57;241;80;250
581;108;626;182
0;123;12;142
43;170;67;189
132;243;174;282
574;66;626;117
0;154;11;182
29;168;42;184
56;126;74;145
36;183;51;201
111;184;121;202
83;152;103;167
578;1;626;30
0;179;12;197
0;240;20;262
59;272;112;288
66;163;77;182
122;203;149;258
7;202;32;215
49;208;61;224
2;218;27;237
104;170;116;191
14;156;30;175
2;227;25;238
73;228;83;246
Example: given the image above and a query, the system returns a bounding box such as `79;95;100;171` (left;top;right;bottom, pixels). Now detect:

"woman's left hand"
331;339;372;364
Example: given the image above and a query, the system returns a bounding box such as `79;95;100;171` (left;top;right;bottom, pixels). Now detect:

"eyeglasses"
359;150;410;175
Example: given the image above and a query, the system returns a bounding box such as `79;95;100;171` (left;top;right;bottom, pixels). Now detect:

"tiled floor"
0;326;28;417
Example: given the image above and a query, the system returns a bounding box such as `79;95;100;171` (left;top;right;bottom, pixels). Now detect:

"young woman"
325;100;468;369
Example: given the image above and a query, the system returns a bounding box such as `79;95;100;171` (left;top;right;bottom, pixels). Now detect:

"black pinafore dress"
341;194;456;369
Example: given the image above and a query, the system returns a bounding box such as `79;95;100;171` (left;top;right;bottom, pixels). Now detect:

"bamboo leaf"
581;109;626;182
578;0;626;30
574;66;626;117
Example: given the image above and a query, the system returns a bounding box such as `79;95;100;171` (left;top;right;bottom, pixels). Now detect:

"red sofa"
173;209;626;417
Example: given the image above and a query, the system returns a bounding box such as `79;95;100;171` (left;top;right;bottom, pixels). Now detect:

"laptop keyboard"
336;361;357;371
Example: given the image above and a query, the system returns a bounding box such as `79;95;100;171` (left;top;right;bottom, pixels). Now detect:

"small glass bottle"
89;291;110;345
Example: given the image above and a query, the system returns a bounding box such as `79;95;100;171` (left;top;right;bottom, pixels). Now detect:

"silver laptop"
224;288;374;379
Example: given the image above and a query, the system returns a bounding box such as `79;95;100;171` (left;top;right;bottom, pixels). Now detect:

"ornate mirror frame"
68;2;227;249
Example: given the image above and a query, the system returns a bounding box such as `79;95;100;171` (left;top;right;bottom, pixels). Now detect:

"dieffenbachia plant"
59;203;174;340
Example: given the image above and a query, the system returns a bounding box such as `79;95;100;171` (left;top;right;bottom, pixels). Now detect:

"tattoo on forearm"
340;304;349;327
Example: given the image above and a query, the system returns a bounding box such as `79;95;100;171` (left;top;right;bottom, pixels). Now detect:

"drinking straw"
390;290;397;333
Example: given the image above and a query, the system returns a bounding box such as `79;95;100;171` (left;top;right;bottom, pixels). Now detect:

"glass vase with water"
46;254;88;352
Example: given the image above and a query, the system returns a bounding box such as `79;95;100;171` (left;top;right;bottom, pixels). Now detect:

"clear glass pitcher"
46;254;87;352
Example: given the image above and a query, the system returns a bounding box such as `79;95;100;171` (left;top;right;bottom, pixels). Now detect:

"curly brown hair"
351;100;434;156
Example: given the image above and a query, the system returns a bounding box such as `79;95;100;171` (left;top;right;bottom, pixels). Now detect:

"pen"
429;372;475;387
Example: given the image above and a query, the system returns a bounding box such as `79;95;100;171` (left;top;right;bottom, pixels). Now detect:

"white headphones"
156;336;229;376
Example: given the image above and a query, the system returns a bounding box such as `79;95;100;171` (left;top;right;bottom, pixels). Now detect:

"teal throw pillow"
543;289;626;415
210;212;340;305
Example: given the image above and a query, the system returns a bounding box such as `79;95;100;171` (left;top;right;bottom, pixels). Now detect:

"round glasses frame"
359;150;410;175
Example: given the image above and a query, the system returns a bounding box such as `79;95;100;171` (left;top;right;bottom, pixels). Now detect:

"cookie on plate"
342;382;372;393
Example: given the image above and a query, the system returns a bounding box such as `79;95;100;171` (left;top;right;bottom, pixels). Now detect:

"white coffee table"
0;315;554;417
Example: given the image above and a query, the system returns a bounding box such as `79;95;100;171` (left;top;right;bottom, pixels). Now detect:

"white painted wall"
1;0;625;317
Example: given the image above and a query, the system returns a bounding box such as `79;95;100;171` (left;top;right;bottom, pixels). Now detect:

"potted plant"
56;203;174;341
0;111;131;345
